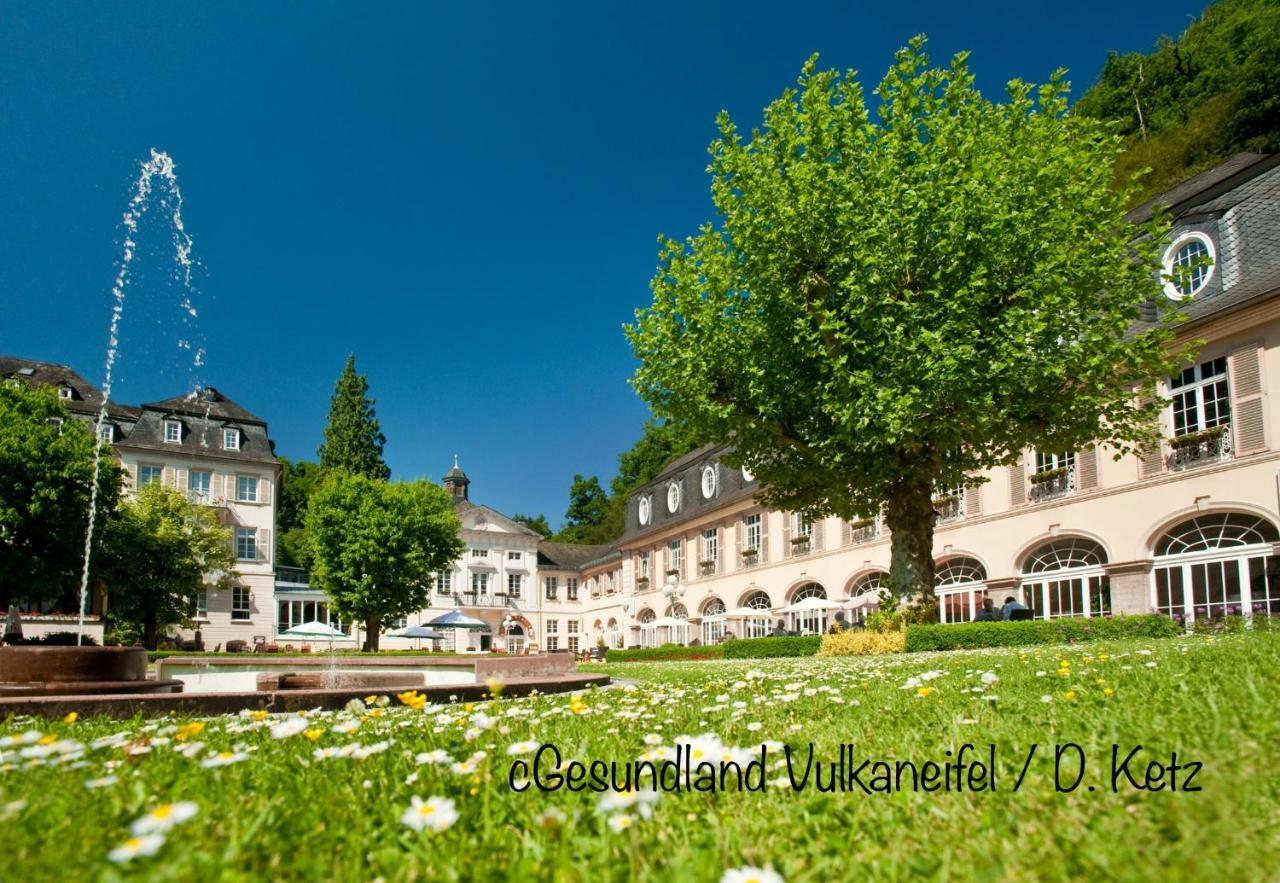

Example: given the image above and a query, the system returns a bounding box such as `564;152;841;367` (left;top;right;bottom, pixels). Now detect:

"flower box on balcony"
848;518;875;530
930;494;959;506
1170;425;1227;450
635;577;650;588
1029;466;1069;485
740;548;758;557
790;535;811;545
665;569;680;576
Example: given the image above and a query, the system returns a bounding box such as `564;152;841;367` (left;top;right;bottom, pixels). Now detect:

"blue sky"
0;1;1201;526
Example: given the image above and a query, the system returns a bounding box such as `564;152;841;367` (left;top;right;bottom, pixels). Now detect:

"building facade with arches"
554;154;1280;644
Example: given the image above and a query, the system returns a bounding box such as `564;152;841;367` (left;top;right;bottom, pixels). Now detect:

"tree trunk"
884;479;937;598
144;609;158;651
365;616;380;653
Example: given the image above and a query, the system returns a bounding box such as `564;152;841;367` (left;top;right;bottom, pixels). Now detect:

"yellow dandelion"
1103;688;1115;698
62;712;78;724
176;722;205;742
1063;691;1077;701
249;710;268;722
303;728;323;741
916;687;935;697
37;734;56;746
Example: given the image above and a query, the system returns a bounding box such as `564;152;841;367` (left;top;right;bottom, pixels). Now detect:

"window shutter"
259;528;271;563
126;463;138;491
732;521;741;570
1230;343;1267;454
842;519;852;546
879;507;891;540
964;484;982;517
175;468;188;493
812;517;824;553
1138;394;1167;478
259;477;272;505
759;512;769;564
1077;447;1099;491
1008;457;1026;507
162;466;176;488
782;513;793;557
716;525;724;574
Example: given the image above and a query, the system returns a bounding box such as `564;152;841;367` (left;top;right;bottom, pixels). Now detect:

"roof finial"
453;453;459;468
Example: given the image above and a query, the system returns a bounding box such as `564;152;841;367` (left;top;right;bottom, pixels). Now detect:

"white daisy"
130;801;199;835
201;751;248;768
721;866;785;883
401;796;458;832
108;834;166;863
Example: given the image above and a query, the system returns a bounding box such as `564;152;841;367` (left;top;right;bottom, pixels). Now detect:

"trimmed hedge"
904;614;1182;652
604;645;726;663
721;635;822;659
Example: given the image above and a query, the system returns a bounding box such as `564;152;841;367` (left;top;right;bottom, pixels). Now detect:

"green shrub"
721;635;822;659
904;614;1182;652
604;644;726;663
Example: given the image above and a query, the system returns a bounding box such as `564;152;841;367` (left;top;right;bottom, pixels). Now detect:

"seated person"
828;612;851;633
1001;595;1030;621
770;619;788;637
973;598;999;622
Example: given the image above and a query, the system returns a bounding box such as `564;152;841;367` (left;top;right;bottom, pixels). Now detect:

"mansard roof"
0;356;139;420
537;541;618;571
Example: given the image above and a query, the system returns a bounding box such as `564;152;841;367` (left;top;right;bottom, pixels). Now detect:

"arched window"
636;608;657;648
789;582;827;602
506;623;525;654
1154;513;1280;622
739;589;773;638
787;582;828;635
606;618;622;649
637;608;656;624
848;571;888;598
935;557;987;625
666;603;688;620
1019;538;1109;620
700;597;727;645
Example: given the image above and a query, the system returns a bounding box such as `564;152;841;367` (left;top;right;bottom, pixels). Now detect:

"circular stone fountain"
0;646;182;697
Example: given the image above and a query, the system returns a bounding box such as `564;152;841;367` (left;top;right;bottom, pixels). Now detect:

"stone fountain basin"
0;646;182;696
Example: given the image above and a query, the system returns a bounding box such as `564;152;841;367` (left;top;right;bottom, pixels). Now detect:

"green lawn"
2;633;1278;881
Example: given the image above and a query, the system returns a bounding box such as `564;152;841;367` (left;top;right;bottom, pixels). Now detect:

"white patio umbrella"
777;596;844;613
385;624;446;650
280;620;346;652
723;606;774;618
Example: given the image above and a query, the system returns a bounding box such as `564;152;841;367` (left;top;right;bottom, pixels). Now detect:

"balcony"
698;559;718;576
275;566;310;588
1028;466;1076;503
789;535;812;557
739;548;761;569
847;518;880;545
1168;424;1232;472
933;494;965;524
454;592;518;608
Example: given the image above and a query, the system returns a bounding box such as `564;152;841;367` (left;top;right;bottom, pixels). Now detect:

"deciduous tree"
627;40;1182;595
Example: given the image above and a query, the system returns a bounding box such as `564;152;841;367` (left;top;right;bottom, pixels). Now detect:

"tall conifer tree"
318;355;391;480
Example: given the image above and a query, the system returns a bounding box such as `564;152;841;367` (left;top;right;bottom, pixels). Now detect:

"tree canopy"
1075;0;1280;204
275;456;325;569
307;473;463;650
318;354;390;480
626;39;1182;594
0;383;121;610
511;513;553;538
98;483;234;649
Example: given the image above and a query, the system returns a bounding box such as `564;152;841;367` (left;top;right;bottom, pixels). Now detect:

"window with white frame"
1154;513;1280;622
471;548;489;559
638;551;650;580
545;619;558;651
194;587;208;620
701;597;727;645
164;419;182;443
186;470;211;502
701;528;718;570
231;586;251;621
743;513;762;561
1020;538;1109;620
436;571;453;594
139;464;163;487
567;620;579;653
59;386;73;400
507;573;522;597
545;576;558;600
668;540;682;574
507;551;522;562
471;572;489;594
223;428;240;450
235;475;259;503
98;423;114;443
1034;452;1074;475
1163;233;1214;300
1170;357;1230;437
935;557;988;624
567;578;578;600
234;528;257;561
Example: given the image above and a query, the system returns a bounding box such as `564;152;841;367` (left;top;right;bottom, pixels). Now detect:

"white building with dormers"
0;360;281;647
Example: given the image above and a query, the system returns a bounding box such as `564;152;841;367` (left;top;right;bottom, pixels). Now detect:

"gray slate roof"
0;356;139;421
537;541;618;570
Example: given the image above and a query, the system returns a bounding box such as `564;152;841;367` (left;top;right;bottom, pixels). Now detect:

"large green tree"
98;483;235;649
0;384;121;611
626;40;1182;596
318;354;391;480
553;474;612;545
1075;0;1280;204
275;456;325;569
307;474;463;651
511;513;553;538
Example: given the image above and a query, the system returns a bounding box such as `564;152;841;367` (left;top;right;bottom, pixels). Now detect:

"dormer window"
223;428;240;450
163;419;182;444
98;424;114;444
59;386;74;400
1163;233;1215;300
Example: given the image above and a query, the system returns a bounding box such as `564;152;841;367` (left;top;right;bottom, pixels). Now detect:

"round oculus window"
1163;233;1215;300
701;465;717;498
667;481;681;513
741;466;754;483
638;495;651;526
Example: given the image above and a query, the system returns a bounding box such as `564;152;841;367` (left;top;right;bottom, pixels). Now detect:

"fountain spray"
77;149;199;645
